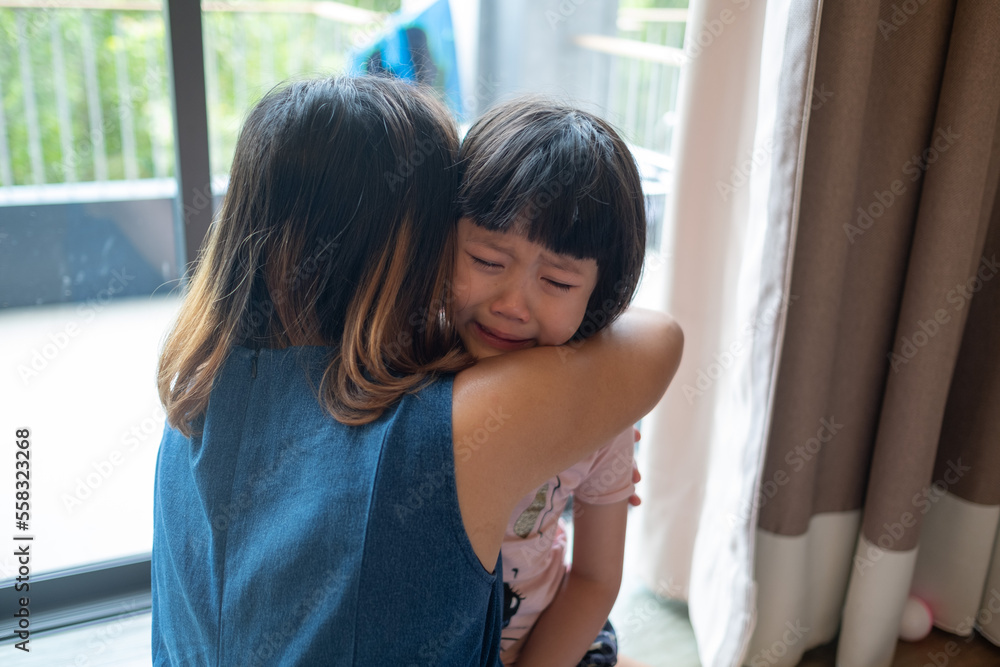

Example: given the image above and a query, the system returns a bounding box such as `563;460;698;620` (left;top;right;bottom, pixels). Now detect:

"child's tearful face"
452;217;599;360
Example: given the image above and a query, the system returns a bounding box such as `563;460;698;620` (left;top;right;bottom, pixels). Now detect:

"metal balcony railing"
0;1;685;191
0;0;386;188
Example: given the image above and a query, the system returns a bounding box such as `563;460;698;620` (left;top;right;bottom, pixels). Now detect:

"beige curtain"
634;0;823;664
636;1;1000;666
750;1;1000;666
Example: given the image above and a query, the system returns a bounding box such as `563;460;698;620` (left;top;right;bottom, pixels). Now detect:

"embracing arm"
454;308;682;509
452;308;682;569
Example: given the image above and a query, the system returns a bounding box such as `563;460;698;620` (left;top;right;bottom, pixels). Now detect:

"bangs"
458;108;620;263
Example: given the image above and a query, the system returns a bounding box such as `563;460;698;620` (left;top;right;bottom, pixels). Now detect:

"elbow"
570;570;623;608
648;316;684;408
663;318;684;381
614;308;686;417
598;577;623;611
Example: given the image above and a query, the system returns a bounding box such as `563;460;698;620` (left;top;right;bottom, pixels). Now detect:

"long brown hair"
158;76;472;436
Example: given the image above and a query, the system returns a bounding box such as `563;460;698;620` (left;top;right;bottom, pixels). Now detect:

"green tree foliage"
0;0;400;187
0;0;685;186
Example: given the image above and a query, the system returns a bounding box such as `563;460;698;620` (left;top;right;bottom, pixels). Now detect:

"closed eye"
545;279;573;292
470;255;503;270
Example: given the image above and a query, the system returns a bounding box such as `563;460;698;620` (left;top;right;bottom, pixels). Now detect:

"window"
0;0;397;640
0;2;179;582
0;0;685;647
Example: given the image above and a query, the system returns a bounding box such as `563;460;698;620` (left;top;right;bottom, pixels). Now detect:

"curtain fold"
635;0;770;614
750;1;1000;666
634;0;823;665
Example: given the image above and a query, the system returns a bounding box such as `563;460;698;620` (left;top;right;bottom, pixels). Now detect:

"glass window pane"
0;2;181;578
201;0;400;181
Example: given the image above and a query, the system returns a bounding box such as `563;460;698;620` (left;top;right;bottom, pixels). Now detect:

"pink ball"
899;596;933;642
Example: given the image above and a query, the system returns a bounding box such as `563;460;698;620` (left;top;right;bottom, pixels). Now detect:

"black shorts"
577;619;618;667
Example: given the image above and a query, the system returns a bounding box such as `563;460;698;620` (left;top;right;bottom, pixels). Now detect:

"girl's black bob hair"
457;97;647;339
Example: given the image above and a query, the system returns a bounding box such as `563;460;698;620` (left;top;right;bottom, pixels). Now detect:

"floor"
8;593;1000;666
3;610;153;666
609;579;701;666
607;510;701;667
799;628;1000;667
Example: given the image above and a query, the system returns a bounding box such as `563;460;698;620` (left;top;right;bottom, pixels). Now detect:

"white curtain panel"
634;1;824;666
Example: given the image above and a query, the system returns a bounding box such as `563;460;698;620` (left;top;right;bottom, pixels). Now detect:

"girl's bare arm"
514;498;628;667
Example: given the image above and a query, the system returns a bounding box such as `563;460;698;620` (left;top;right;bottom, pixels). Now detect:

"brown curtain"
749;1;1000;666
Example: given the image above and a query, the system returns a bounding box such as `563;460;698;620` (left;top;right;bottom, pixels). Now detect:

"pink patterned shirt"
499;427;636;663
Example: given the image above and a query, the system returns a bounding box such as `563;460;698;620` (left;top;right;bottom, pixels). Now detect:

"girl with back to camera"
454;98;654;667
152;75;682;666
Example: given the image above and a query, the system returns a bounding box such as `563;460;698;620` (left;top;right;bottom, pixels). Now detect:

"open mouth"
472;322;535;351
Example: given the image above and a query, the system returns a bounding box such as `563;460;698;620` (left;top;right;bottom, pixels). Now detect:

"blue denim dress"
151;345;503;666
